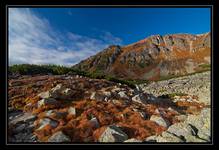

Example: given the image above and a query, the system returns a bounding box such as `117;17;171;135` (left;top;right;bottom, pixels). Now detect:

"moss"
138;62;148;68
198;64;211;69
160;92;188;99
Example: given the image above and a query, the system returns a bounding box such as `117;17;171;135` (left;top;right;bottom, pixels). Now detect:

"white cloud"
8;8;123;66
100;31;123;44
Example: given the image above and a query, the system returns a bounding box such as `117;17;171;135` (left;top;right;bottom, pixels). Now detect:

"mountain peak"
73;32;210;80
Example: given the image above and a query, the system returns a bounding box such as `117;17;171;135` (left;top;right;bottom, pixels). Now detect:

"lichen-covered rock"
89;117;99;128
90;91;111;101
49;84;76;100
98;125;128;142
37;118;58;130
38;98;58;108
38;91;50;99
48;131;71;142
157;131;184;142
68;107;76;115
131;93;147;104
118;91;129;99
150;115;170;128
124;138;142;142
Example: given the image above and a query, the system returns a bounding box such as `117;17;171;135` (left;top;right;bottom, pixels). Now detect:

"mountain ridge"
73;32;211;80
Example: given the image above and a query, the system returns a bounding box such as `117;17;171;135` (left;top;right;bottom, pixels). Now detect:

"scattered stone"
157;131;184;142
68;107;76;115
98;125;128;142
38;91;50;99
14;124;26;133
90;92;107;101
89;117;99;128
37;118;58;130
46;110;56;116
150;115;170;128
48;131;71;142
38;98;58;108
132;93;147;104
145;135;157;142
139;112;148;119
9;113;37;125
175;115;188;122
118;91;129;99
124;138;142;142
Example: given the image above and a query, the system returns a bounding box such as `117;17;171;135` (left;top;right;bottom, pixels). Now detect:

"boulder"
48;131;71;142
46;110;56;116
38;91;50;99
37;118;58;130
167;122;207;142
144;135;157;142
14;124;26;133
185;108;211;141
89;117;99;128
98;125;128;142
124;138;142;142
157;131;184;142
150;115;170;128
49;84;75;100
145;131;184;142
68;107;76;115
38;98;58;108
174;115;188;122
9;112;37;125
131;93;147;104
118;91;129;99
90;92;111;101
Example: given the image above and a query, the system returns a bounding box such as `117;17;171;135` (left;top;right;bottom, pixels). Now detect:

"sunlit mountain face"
73;32;211;81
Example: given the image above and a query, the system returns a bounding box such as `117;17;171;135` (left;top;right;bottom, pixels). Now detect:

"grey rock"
139;112;148;119
118;91;129;99
48;131;71;142
98;125;128;142
90;92;111;101
90;117;99;128
9;113;37;125
49;84;75;100
38;98;58;108
124;138;142;142
174;115;188;122
68;107;76;115
37;118;58;130
150;115;170;128
132;93;147;104
14;124;26;133
145;135;157;142
45;110;56;116
157;131;184;142
38;91;50;99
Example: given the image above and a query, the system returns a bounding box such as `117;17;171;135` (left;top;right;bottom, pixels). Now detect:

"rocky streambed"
8;72;211;143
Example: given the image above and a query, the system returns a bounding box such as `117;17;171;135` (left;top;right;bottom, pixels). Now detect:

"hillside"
73;32;210;80
8;71;210;143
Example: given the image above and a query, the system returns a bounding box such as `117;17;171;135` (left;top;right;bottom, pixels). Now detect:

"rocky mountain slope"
8;72;211;143
73;32;210;80
140;71;211;105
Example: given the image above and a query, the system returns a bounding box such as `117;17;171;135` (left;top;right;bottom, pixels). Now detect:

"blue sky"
9;8;210;66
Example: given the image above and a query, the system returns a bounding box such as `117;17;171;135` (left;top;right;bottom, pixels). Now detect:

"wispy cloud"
9;8;123;66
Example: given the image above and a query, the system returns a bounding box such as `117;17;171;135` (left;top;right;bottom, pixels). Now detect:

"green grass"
138;62;148;68
9;64;148;89
159;92;188;99
199;64;211;69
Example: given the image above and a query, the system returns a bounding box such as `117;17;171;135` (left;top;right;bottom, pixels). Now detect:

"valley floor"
7;71;211;143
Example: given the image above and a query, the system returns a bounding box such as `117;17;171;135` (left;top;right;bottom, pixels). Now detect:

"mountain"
72;32;211;80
